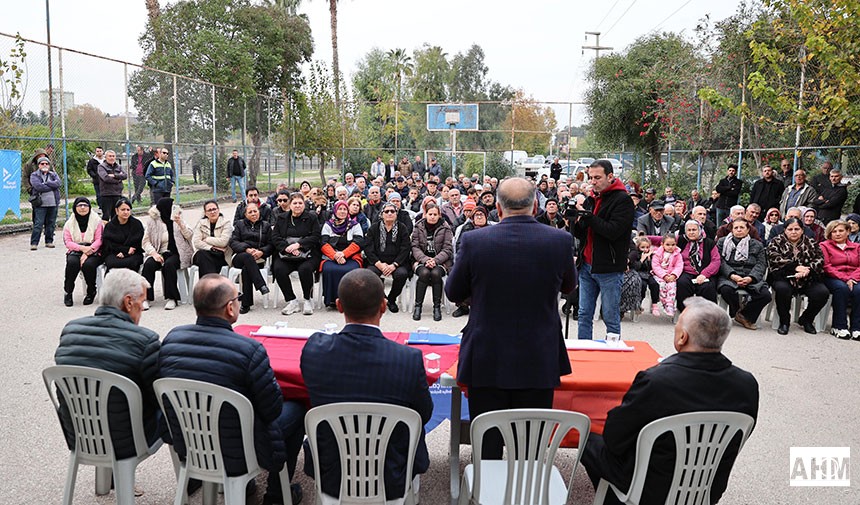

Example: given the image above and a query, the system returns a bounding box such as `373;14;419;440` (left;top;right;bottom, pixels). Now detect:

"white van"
501;150;528;166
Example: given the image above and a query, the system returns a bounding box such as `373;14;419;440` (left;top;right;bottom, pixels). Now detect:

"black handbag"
279;237;310;260
28;192;42;207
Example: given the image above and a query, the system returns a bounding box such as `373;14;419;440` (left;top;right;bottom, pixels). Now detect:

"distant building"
40;88;75;115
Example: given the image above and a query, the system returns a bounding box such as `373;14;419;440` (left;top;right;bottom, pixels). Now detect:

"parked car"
501;150;528;166
518;157;546;178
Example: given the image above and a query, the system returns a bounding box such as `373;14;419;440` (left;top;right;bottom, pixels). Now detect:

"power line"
603;0;639;37
650;0;695;34
596;0;623;30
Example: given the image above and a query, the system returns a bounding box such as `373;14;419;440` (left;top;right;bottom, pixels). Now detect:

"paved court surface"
1;202;858;504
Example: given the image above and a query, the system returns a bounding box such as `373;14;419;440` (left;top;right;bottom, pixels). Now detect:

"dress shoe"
387;300;399;313
561;301;571;315
259;285;270;295
777;324;789;335
64;292;73;307
240;305;251;314
452;305;469;318
83;293;96;305
734;313;757;330
800;321;817;334
412;305;422;321
432;304;442;321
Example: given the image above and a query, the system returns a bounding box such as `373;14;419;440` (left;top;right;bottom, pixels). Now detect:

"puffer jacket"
143;206;194;269
411;219;454;273
159;317;287;473
54;306;162;459
192;213;233;264
229;217;274;258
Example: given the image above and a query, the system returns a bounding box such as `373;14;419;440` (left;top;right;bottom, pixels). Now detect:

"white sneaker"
281;299;300;315
164;299;177;310
303;299;314;315
831;328;850;340
142;300;150;311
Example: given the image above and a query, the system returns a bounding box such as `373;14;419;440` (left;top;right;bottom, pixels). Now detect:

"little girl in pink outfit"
651;234;683;316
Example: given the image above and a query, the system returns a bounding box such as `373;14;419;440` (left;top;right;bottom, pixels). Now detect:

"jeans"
230;175;246;201
577;263;623;340
715;207;728;226
822;277;860;331
31;205;58;246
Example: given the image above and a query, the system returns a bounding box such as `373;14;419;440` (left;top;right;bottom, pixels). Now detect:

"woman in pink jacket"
820;220;860;340
650;234;683;317
62;196;104;306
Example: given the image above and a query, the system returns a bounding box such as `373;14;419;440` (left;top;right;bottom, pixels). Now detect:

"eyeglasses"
38;162;49;165
227;293;242;305
75;203;90;207
277;199;288;203
382;209;397;214
205;207;219;213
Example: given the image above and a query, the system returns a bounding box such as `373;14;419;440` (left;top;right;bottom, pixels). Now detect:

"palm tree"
387;48;413;160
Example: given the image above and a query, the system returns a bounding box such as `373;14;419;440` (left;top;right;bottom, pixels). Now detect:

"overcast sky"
0;0;743;126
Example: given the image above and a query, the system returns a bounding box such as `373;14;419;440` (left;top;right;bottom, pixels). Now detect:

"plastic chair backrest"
469;408;591;505
624;411;755;505
42;365;150;464
304;402;422;504
153;377;260;482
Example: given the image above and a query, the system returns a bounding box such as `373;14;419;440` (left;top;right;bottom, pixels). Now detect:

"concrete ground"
1;202;859;504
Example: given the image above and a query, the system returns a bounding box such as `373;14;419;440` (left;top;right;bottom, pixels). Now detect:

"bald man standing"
446;177;576;459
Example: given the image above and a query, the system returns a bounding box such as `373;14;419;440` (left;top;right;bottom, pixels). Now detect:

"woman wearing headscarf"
141;197;193;310
192;200;233;276
763;208;782;241
229;201;274;314
675;219;720;312
411;202;454;321
364;201;412;313
801;207;825;244
846;213;860;243
767;217;828;335
716;218;771;330
62;197;104;306
101;198;144;273
319;200;364;307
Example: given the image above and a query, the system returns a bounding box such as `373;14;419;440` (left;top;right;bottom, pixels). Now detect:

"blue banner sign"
0;149;22;218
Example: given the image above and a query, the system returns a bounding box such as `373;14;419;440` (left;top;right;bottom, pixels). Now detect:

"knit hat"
472;205;489;218
463;200;477;211
847;213;860;225
37;157;51;165
387;192;402;201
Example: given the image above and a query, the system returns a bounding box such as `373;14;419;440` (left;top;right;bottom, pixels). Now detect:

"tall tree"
502;90;557;155
294;61;346;183
131;0;312;186
387;48;413;159
328;0;344;171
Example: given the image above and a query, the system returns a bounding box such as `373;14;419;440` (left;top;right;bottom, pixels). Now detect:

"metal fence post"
173;75;180;202
212;84;217;200
58;47;68;217
123;62;132;198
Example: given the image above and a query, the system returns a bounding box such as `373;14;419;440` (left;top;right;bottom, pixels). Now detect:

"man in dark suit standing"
714;164;743;224
581;297;759;505
446;177;576;459
301;269;433;500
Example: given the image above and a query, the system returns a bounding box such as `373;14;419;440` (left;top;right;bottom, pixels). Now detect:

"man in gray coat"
636;200;675;236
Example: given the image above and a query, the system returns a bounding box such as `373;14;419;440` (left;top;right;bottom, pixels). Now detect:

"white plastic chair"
154;378;294;505
459;409;591;505
42;365;165;505
227;264;271;308
592;411;755;505
766;293;830;331
304;402;422;505
405;275;453;314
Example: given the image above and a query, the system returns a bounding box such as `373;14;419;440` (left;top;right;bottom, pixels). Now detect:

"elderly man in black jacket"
54;268;165;459
813;168;848;224
636;200;674;236
582;297;759;505
160;274;305;505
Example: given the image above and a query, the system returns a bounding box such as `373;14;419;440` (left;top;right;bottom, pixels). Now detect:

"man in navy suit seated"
300;269;433;500
446;177;576;459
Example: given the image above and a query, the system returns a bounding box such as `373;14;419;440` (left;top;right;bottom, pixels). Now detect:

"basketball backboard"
426;104;479;131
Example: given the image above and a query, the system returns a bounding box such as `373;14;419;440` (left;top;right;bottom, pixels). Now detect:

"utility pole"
582;31;613;58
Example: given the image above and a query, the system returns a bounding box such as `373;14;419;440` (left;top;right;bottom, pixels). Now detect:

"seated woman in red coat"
820;220;860;340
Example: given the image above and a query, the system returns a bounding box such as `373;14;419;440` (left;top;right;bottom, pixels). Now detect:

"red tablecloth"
234;325;461;404
445;340;661;438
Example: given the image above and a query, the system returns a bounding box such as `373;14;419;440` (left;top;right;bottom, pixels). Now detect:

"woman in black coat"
101;198;144;272
270;192;322;316
229;202;274;314
365;202;412;313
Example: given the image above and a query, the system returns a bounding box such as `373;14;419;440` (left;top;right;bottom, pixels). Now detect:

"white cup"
416;326;430;334
424;352;441;374
606;332;621;342
323;323;338;334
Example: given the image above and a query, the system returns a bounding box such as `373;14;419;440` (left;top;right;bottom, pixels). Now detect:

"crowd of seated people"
602;159;860;340
59;157;860;340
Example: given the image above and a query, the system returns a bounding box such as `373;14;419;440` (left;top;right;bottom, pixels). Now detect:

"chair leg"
113;458;138;505
592;479;609;505
173;465;189;505
63;454;79;505
202;481;219;505
94;465;112;495
278;467;295;505
222;477;249;505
